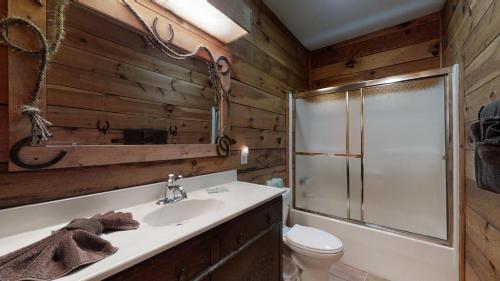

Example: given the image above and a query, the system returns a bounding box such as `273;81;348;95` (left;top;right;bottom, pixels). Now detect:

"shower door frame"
292;67;455;246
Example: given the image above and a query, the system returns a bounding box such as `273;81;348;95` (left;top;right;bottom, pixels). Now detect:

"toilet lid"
285;224;343;254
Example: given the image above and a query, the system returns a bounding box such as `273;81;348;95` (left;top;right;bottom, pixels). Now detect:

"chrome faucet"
157;174;187;205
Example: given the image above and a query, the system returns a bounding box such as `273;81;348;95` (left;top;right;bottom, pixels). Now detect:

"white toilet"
281;188;344;281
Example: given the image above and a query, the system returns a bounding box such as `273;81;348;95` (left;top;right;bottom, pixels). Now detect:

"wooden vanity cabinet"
105;196;283;281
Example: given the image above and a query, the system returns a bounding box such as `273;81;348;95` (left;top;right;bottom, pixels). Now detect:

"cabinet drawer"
211;223;281;281
217;197;282;259
105;232;213;281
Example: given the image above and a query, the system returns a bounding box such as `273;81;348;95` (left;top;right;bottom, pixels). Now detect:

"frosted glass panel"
363;77;447;239
296;94;346;152
348;90;362;154
295;155;348;218
349;158;362;221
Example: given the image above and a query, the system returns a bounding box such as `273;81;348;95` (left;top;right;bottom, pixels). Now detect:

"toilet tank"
282;188;291;224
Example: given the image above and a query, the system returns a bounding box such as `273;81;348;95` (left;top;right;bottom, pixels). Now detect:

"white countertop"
0;172;284;281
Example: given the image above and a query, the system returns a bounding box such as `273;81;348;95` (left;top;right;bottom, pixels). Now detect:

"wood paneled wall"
442;0;500;280
0;0;7;166
310;13;442;89
0;0;308;208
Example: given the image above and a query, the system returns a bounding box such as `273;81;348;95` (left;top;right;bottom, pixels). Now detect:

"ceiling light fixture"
153;0;249;44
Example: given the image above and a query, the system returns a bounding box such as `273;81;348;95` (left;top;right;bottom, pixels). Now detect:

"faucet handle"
167;174;175;183
167;174;183;183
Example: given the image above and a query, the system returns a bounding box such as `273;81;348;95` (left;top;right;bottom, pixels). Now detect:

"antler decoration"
0;0;70;144
121;0;232;156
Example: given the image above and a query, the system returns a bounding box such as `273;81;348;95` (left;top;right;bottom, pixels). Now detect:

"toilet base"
290;252;338;281
299;267;330;281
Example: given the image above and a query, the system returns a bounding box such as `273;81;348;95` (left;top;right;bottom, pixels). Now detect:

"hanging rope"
0;0;70;144
121;0;231;137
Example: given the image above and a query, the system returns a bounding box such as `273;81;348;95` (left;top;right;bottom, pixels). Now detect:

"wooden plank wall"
0;0;308;208
441;0;500;280
0;0;6;167
310;13;442;89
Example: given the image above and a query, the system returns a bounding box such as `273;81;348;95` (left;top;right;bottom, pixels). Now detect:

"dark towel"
142;129;167;144
123;129;143;145
470;99;500;193
0;211;139;281
124;129;167;144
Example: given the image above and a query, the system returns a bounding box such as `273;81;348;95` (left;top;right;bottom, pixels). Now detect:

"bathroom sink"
143;199;224;227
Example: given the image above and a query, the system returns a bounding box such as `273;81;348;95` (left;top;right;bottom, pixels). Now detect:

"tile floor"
329;263;389;281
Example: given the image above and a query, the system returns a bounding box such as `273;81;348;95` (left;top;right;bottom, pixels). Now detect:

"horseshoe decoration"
169;125;178;136
216;56;231;75
97;120;110;134
10;136;67;170
152;18;174;44
216;135;231;157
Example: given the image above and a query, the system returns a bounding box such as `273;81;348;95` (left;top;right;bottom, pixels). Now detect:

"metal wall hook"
97;120;110;134
169;125;178;136
10;136;67;170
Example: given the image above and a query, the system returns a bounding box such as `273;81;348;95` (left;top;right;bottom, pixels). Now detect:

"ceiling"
262;0;445;50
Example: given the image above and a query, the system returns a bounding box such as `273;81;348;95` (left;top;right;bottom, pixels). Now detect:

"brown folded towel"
0;211;139;281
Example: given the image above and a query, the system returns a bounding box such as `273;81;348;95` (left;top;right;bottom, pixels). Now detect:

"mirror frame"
7;0;232;171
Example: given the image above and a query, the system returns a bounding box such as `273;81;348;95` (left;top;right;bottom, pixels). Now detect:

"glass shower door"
362;77;448;239
295;155;348;218
293;72;450;241
295;94;349;219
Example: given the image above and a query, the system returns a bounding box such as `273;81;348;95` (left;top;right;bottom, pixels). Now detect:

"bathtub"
287;65;461;281
291;209;458;281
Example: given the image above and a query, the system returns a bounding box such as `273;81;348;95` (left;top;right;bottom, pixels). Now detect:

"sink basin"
143;199;224;227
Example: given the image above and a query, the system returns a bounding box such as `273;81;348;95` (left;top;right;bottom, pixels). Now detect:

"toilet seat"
283;225;291;235
285;224;343;255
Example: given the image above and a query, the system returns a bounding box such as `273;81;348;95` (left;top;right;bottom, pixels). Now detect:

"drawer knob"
266;213;272;225
237;231;245;245
177;265;187;281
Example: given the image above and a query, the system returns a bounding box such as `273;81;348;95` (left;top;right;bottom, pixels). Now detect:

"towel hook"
97;120;110;134
169;125;178;136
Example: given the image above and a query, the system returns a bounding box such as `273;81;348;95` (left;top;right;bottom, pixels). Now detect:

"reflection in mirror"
45;4;220;146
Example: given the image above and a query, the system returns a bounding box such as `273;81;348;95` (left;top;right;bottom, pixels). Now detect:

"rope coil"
0;0;70;144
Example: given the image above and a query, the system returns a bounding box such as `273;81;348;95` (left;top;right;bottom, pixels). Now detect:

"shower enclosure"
292;68;455;244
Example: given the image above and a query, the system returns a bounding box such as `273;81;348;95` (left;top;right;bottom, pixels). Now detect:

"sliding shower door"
363;77;447;239
295;155;348;218
294;70;451;242
295;94;349;218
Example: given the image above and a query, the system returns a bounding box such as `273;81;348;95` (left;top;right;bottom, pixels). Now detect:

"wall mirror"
6;0;237;171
